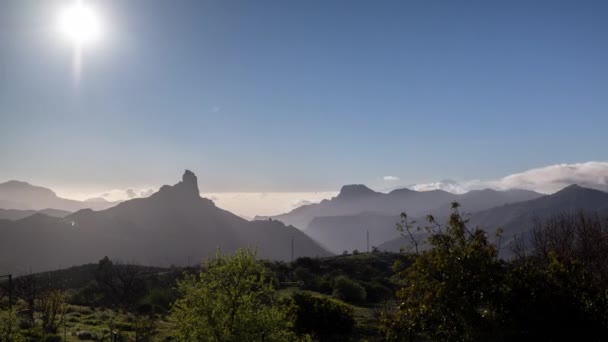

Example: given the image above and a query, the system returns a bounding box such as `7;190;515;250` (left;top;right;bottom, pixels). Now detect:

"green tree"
170;249;290;341
383;204;505;341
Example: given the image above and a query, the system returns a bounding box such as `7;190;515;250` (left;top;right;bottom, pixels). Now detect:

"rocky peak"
177;170;199;197
337;184;378;199
155;170;200;199
182;169;198;188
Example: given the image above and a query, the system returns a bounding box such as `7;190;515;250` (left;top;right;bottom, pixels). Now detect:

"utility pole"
366;229;369;253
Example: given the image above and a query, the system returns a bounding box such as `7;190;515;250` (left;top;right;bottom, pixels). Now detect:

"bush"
0;309;25;341
43;334;62;342
362;281;393;302
293;267;322;291
288;292;355;341
133;316;158;342
332;276;367;303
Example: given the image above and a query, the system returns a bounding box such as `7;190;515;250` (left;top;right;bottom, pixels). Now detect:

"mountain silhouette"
0;171;330;274
0;180;118;211
0;208;71;221
259;185;541;231
378;185;608;254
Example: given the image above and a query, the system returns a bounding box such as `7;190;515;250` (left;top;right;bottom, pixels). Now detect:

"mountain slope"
378;185;608;253
277;187;540;252
0;180;118;211
0;208;71;221
260;185;540;230
258;185;456;230
0;171;330;274
306;213;401;254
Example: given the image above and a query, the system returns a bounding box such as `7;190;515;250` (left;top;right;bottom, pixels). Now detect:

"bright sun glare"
58;0;102;46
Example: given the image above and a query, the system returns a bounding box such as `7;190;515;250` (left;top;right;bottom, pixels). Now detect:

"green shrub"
332;276;367;303
0;309;26;341
287;292;355;341
294;267;322;290
43;334;62;342
363;281;393;302
115;322;134;331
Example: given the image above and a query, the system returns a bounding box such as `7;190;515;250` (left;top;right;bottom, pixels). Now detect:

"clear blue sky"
1;0;607;192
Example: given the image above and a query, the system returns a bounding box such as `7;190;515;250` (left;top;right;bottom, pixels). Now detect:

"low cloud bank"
409;162;608;194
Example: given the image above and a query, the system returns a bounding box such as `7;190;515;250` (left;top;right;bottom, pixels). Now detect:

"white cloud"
494;161;608;193
409;179;480;193
383;176;400;182
408;161;608;194
125;189;137;198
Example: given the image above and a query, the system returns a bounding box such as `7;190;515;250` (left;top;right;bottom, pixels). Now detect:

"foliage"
504;212;608;340
170;248;291;341
42;334;62;342
133;315;158;342
95;256;151;309
287;252;407;302
502;254;608;340
287;292;355;341
383;204;506;341
0;309;25;342
385;206;608;341
331;276;367;304
36;289;67;333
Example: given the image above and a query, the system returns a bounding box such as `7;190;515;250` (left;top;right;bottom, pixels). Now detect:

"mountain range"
0;180;118;212
257;185;541;231
0;208;71;221
297;187;542;253
2;170;607;273
378;184;608;254
0;171;330;274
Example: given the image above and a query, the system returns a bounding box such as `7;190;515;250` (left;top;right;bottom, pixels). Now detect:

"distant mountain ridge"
0;180;118;211
378;185;608;254
0;171;330;275
259;185;542;230
0;208;71;221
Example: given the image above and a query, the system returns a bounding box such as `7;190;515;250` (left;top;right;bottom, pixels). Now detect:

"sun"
58;0;102;46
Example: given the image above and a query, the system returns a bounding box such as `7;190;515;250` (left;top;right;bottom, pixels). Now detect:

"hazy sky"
1;0;607;194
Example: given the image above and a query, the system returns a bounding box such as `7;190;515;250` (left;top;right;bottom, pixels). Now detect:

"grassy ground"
14;304;171;341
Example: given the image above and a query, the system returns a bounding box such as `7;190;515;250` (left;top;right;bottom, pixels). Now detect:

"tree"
13;273;39;326
504;211;608;339
383;204;505;341
170;249;290;341
287;292;355;341
95;257;150;309
36;289;67;334
395;212;421;254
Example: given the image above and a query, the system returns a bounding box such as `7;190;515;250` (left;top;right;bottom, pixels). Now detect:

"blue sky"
1;0;607;193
